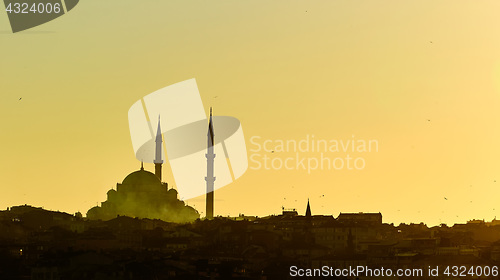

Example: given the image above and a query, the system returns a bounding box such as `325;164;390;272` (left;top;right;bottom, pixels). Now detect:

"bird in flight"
18;97;22;100
444;197;448;200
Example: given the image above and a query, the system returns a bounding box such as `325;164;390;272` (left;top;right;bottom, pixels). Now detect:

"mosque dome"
122;168;161;186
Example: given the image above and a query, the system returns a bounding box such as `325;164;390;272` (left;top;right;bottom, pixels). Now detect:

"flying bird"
18;97;22;100
444;197;448;200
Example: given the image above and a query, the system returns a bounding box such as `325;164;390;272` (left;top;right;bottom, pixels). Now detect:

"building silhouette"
86;119;199;223
4;201;500;279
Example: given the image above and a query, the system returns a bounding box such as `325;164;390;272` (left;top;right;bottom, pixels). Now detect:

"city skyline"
2;0;500;226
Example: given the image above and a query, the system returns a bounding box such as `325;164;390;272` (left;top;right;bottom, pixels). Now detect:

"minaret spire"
154;115;163;181
205;107;216;219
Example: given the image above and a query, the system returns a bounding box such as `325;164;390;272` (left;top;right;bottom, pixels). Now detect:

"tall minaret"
205;108;216;219
154;116;163;181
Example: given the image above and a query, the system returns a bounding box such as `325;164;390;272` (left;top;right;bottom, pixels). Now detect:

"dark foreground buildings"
2;204;500;280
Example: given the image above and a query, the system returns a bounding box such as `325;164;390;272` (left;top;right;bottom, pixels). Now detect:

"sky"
1;0;500;226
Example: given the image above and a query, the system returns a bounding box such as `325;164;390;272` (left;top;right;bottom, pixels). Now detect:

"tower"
205;108;216;219
154;116;163;181
304;199;314;243
305;199;311;218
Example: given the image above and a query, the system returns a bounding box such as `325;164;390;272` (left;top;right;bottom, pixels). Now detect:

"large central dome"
86;165;200;223
122;168;161;186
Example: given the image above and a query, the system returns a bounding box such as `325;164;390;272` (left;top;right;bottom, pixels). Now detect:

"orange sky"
1;0;500;226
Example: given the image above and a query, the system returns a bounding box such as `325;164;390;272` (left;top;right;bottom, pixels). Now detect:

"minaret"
205;108;216;219
154;116;163;181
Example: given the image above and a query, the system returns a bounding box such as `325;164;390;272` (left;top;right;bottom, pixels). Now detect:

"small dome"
122;169;161;186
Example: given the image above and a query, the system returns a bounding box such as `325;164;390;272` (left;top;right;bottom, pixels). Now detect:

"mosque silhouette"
86;118;200;223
